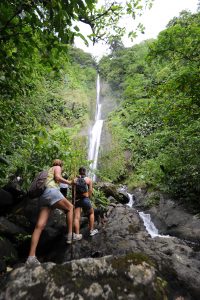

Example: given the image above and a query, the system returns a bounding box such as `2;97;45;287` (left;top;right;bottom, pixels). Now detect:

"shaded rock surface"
1;183;200;299
96;182;129;204
1;204;200;299
0;255;167;300
133;188;200;242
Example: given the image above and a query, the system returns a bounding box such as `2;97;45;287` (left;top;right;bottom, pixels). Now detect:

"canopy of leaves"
0;0;154;188
0;45;96;188
98;11;200;209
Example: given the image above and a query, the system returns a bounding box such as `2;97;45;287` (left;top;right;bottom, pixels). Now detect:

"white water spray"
88;74;104;181
127;193;169;238
127;193;134;208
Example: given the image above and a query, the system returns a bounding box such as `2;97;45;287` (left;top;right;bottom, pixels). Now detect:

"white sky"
74;0;198;60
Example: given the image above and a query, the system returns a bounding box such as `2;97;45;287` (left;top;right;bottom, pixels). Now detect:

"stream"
88;75;169;239
126;192;169;238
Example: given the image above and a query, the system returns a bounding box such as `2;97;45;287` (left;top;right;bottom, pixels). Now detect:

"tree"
98;10;200;208
0;0;153;97
0;0;154;186
148;11;200;106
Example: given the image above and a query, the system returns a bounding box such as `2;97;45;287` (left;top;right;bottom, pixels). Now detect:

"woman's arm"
54;166;72;185
87;178;93;198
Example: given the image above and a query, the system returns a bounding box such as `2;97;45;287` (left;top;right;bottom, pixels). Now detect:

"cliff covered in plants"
0;43;97;188
98;11;200;210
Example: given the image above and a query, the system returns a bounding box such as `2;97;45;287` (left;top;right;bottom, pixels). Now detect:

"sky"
74;0;198;60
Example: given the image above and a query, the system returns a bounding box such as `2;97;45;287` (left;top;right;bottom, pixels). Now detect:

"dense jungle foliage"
0;44;97;188
99;11;200;209
0;0;152;189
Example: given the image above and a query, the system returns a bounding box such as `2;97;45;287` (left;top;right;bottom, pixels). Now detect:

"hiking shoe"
66;233;82;244
90;229;98;236
73;233;82;241
66;233;72;244
26;256;41;266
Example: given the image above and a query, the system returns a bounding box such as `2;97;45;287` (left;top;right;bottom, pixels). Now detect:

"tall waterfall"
88;74;104;181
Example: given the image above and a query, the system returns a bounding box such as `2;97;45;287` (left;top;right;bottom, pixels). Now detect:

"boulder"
96;182;129;204
0;238;18;266
0;217;27;236
0;255;168;300
40;203;200;299
132;188;200;241
0;189;13;211
1;193;200;299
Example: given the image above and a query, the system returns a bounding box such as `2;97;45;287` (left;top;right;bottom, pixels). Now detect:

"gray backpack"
28;170;48;199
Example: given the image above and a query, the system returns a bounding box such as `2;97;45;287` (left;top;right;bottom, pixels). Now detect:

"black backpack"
75;176;88;195
28;170;48;199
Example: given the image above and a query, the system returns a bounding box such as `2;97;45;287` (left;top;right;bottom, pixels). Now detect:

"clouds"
74;0;198;59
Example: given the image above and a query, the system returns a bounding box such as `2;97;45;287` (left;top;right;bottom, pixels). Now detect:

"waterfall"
127;193;169;238
88;74;104;181
127;193;134;208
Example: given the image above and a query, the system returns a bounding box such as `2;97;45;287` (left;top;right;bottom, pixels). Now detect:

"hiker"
73;167;98;238
26;159;76;266
60;174;69;198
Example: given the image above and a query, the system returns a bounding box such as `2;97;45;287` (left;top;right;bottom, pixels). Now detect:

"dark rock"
0;217;27;236
0;189;13;209
0;260;6;274
0;238;18;265
3;176;25;204
24;198;40;224
132;188;200;242
96;182;129;204
146;196;200;241
1;189;200;299
117;191;129;204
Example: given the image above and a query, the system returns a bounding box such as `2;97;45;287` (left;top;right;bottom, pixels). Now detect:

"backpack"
75;176;88;195
28;170;48;199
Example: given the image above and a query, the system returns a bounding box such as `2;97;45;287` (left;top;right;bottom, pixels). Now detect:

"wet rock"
96;182;129;204
132;189;200;242
148;198;200;241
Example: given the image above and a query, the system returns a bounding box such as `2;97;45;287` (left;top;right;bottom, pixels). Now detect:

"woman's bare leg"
28;207;51;256
74;207;81;234
88;208;95;231
53;198;73;234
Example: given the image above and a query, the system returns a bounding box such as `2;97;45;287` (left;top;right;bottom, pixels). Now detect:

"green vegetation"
99;11;200;209
0;44;96;188
0;0;152;188
1;1;199;211
91;187;110;209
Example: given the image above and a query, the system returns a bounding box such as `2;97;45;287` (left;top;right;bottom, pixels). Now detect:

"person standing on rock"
74;167;98;237
26;159;79;266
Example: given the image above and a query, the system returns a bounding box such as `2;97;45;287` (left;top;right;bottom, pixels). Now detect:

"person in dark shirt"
73;167;98;238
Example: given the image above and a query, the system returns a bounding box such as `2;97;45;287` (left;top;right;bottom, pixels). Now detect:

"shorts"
75;197;92;212
39;187;64;207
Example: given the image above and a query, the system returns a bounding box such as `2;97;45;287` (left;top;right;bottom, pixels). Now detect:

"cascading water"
138;212;169;238
127;192;169;238
88;76;168;237
88;74;104;181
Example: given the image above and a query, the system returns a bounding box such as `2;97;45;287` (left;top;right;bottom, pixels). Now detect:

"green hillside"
98;11;200;209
